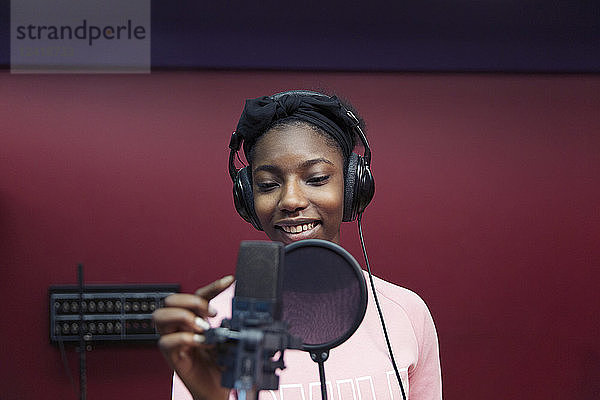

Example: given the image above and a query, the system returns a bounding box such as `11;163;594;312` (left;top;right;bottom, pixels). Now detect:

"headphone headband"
231;90;371;166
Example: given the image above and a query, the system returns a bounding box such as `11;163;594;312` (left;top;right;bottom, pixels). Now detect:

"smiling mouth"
277;221;320;234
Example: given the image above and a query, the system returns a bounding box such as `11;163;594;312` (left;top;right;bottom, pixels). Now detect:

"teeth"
281;222;315;233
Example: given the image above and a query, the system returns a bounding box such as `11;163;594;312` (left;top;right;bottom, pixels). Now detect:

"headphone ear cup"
343;152;375;222
343;153;359;222
355;156;375;217
233;166;263;230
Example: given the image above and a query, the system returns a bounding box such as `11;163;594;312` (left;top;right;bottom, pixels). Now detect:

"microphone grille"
234;241;284;300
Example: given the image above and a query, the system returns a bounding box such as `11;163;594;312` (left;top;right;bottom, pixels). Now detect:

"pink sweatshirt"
173;274;442;400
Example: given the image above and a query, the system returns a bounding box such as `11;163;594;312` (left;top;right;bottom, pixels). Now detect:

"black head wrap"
235;92;356;162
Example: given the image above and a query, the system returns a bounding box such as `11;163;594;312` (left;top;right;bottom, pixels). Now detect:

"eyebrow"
253;158;334;174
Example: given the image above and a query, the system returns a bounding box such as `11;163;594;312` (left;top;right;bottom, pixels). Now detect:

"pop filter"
282;239;367;400
282;239;367;353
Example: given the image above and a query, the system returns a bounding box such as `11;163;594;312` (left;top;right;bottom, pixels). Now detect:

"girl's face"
251;124;345;245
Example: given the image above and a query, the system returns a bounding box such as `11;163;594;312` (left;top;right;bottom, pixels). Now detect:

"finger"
153;307;211;335
194;275;234;301
158;331;206;353
163;293;213;318
157;331;207;368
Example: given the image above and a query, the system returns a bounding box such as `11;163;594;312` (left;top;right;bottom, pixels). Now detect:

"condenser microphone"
233;241;284;321
205;241;301;400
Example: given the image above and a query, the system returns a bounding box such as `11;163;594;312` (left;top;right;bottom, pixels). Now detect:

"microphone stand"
77;264;87;400
310;350;330;400
237;389;257;400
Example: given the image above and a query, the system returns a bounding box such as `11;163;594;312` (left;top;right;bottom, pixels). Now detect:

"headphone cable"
358;213;407;400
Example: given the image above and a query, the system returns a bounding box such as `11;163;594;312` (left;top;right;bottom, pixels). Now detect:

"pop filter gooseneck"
282;239;367;400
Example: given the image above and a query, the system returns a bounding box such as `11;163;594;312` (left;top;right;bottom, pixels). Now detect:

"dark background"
0;1;599;71
1;1;600;400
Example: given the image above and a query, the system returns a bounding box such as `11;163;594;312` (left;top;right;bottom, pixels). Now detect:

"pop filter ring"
283;239;368;353
283;239;368;400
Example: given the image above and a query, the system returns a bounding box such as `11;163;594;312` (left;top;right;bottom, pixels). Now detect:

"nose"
278;180;308;214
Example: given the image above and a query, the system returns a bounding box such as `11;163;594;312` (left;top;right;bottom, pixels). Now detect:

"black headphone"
228;90;375;231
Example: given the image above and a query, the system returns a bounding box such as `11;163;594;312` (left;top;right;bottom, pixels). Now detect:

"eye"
256;181;279;192
307;175;330;185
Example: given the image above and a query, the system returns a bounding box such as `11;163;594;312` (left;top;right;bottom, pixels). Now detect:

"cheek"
315;186;344;220
253;194;276;224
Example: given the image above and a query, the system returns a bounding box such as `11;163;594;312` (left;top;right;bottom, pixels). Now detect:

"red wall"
1;71;599;399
